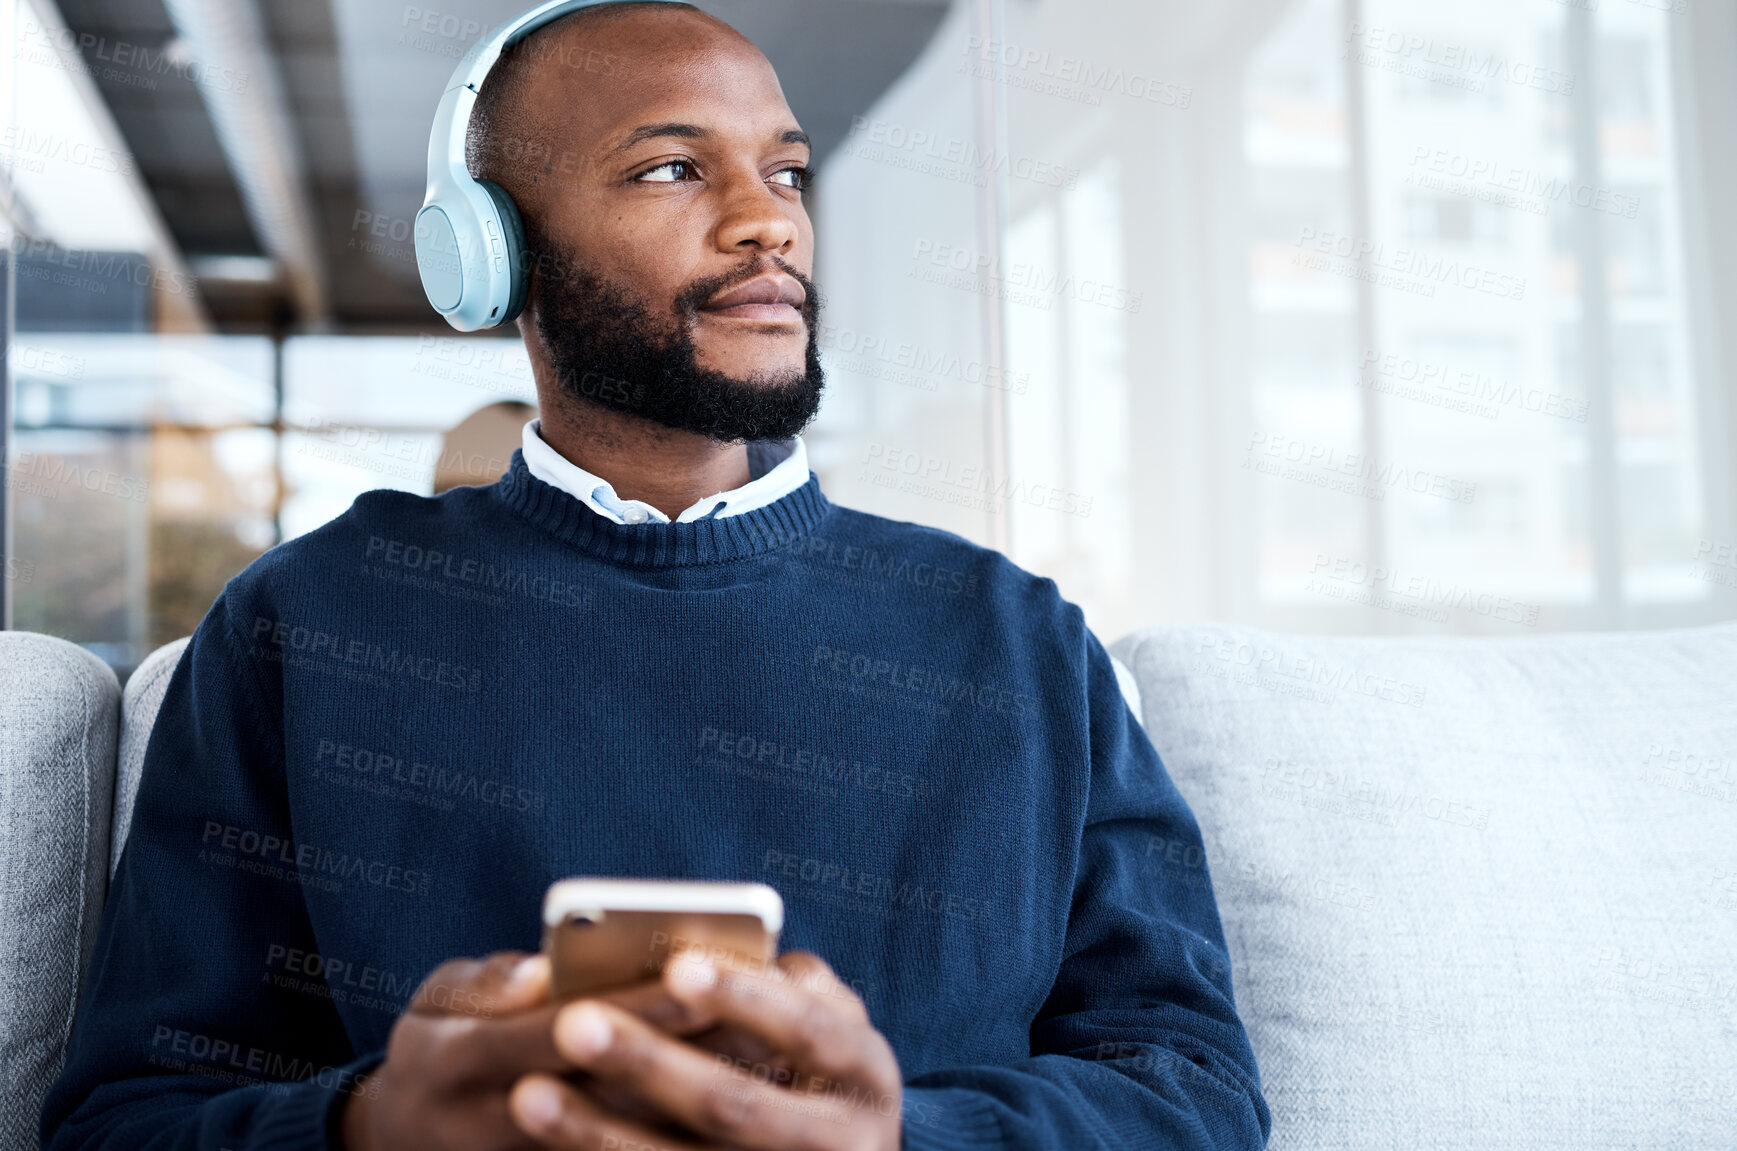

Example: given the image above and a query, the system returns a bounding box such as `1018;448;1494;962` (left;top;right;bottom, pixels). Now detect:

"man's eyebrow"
616;122;708;151
613;123;813;152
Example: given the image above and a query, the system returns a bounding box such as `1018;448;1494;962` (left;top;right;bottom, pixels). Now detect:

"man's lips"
699;274;806;322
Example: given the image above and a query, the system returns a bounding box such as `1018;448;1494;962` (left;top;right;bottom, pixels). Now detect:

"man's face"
504;9;822;440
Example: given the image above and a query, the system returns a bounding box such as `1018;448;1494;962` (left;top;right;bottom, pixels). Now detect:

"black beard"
527;234;826;444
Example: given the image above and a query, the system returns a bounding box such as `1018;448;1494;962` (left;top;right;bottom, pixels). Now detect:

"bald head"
467;2;763;202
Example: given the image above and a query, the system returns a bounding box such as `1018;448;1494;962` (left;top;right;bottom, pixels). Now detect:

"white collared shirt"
520;419;811;525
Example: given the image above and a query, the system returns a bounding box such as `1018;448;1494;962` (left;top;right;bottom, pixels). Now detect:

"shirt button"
624;508;649;524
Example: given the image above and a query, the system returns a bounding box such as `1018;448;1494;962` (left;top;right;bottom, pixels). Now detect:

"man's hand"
339;951;729;1151
510;951;903;1151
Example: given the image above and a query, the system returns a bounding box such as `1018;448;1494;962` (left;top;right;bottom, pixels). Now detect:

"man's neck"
534;397;751;522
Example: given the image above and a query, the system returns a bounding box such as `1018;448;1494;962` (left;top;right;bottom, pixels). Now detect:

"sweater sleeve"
41;591;380;1151
900;626;1270;1150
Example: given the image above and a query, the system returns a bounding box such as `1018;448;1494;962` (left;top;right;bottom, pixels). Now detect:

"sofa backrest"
112;637;190;879
1110;622;1737;1149
0;633;119;1151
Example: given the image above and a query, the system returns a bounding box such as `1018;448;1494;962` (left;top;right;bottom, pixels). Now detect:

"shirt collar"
520;419;809;526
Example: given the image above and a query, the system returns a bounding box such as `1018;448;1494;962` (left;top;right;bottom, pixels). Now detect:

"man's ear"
514;200;557;322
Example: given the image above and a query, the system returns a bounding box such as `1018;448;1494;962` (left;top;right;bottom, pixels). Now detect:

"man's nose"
713;175;800;254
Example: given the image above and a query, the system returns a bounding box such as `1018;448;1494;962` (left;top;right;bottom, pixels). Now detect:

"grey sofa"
0;633;187;1151
3;623;1734;1149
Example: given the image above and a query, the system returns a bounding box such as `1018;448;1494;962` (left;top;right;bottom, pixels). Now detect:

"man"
43;4;1270;1149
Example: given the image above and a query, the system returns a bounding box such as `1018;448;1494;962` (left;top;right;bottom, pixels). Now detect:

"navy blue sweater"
43;453;1269;1150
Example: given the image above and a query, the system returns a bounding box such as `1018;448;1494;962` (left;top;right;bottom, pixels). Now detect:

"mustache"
674;256;821;322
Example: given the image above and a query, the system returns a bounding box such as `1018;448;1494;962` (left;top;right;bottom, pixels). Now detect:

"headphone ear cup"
477;179;531;326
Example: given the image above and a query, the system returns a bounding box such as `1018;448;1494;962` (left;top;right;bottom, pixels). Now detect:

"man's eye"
636;160;695;183
769;166;811;191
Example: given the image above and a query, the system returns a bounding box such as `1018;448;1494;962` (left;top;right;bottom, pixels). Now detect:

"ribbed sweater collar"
495;449;832;568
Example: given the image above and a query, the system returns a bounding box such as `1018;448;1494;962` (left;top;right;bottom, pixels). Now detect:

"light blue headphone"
414;0;683;331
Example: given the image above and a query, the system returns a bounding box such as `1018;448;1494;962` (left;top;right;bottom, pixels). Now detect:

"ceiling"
51;0;951;332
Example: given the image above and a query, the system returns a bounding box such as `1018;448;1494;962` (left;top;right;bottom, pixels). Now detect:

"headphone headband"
415;0;685;331
447;0;623;96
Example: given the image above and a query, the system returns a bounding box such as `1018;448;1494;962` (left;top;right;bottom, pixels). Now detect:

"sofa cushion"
1109;623;1737;1150
0;633;119;1151
114;637;190;878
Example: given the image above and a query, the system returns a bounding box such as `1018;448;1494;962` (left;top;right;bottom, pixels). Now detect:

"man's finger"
435;990;715;1084
411;974;748;1087
508;1071;724;1151
595;975;716;1036
410;956;722;1031
409;952;548;1017
663;952;893;1090
595;981;785;1067
550;1000;861;1149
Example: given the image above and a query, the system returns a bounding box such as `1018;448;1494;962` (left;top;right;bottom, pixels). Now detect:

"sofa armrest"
0;632;119;1151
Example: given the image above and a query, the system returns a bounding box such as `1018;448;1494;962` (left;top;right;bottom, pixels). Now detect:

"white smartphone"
541;878;784;1000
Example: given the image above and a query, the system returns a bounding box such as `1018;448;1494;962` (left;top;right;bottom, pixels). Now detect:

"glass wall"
0;0;548;676
9;336;275;667
278;336;535;539
812;0;1737;641
7;330;534;673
